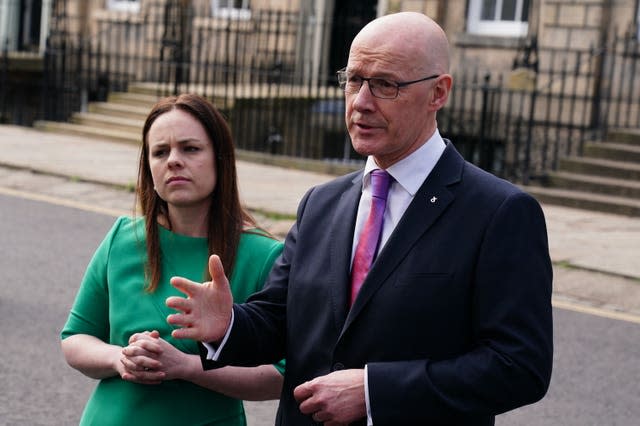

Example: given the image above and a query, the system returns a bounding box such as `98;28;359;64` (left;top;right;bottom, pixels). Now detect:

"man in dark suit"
167;12;553;425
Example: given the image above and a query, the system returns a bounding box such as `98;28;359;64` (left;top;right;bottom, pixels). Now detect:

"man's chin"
351;138;384;157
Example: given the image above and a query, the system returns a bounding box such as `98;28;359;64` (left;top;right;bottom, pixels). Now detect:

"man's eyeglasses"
336;68;440;99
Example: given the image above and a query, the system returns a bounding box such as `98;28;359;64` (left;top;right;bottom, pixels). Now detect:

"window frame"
211;0;251;20
467;0;529;37
107;0;140;13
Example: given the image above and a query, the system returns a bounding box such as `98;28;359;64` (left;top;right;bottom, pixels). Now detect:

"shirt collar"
362;129;447;196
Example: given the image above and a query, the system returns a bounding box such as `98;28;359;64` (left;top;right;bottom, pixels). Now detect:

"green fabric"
61;216;283;426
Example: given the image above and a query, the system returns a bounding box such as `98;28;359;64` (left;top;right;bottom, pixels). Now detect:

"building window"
211;0;251;20
636;0;640;40
467;0;529;37
107;0;140;13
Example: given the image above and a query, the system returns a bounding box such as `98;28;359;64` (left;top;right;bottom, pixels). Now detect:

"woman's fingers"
120;355;155;371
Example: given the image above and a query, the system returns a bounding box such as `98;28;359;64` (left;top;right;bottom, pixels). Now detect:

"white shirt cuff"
365;364;373;425
202;309;235;361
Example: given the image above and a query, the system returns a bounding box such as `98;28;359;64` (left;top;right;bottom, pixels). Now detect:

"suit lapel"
328;173;363;330
341;143;465;334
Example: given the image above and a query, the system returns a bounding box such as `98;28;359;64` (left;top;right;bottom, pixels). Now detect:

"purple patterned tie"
350;169;391;306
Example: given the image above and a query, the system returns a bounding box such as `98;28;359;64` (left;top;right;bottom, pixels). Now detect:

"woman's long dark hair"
137;94;257;292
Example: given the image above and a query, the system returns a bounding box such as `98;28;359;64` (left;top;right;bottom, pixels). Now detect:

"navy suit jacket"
202;142;553;425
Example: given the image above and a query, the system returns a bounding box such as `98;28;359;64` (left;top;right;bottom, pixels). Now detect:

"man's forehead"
348;44;421;76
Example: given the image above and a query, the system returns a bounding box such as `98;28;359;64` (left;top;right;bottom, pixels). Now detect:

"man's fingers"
169;276;201;297
166;312;191;327
293;381;314;403
209;254;227;286
166;295;193;313
166;255;233;342
171;327;199;340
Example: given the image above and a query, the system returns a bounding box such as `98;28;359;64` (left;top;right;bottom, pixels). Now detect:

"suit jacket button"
332;363;345;371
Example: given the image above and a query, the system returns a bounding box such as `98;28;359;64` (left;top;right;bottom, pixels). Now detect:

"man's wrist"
203;309;235;360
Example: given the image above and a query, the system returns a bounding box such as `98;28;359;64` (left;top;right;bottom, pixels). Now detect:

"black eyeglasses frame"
336;68;440;99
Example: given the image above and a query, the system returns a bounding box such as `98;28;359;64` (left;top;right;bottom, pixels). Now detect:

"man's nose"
352;80;376;109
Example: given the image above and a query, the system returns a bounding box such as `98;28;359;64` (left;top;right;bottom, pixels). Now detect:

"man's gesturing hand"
166;254;233;343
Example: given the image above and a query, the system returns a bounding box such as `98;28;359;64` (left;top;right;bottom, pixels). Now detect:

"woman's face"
147;109;217;212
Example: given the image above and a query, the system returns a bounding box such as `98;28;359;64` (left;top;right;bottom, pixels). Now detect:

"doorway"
18;0;42;51
328;0;377;75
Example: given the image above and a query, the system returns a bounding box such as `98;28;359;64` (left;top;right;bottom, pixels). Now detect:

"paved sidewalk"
1;124;639;314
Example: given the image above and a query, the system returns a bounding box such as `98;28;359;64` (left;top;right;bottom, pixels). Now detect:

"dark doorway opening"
328;0;377;77
18;0;42;52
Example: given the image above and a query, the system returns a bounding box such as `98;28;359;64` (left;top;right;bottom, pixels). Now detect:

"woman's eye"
152;150;166;157
184;146;200;152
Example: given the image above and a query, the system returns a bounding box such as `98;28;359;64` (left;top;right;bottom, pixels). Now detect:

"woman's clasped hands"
120;330;187;385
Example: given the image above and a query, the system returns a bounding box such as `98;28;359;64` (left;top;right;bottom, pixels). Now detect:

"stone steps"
87;101;150;120
34;120;139;145
34;90;151;145
528;129;640;216
558;156;640;181
606;128;640;147
583;142;640;163
525;186;640;217
70;112;144;134
545;171;640;199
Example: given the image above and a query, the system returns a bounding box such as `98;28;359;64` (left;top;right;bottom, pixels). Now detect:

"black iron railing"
441;30;640;183
1;3;639;183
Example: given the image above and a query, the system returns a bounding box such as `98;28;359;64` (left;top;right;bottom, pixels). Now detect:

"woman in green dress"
61;94;284;426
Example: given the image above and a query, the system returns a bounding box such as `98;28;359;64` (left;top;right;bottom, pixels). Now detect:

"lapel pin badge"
430;196;438;204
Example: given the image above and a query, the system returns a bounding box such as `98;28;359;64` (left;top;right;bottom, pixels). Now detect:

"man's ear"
430;74;453;110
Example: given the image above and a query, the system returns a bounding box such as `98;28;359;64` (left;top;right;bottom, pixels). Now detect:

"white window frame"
107;0;140;13
0;0;51;53
636;1;640;40
211;0;251;20
0;0;20;51
467;0;528;37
